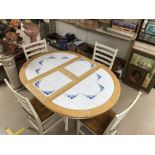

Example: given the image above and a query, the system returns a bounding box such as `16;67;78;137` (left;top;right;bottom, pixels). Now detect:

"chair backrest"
93;42;118;70
4;79;41;123
22;39;48;60
104;92;142;135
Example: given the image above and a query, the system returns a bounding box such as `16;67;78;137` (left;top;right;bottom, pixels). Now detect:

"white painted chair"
76;92;142;135
93;42;118;70
22;39;48;60
4;79;63;135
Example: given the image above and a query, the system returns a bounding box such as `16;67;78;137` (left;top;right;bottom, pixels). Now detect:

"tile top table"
19;51;120;119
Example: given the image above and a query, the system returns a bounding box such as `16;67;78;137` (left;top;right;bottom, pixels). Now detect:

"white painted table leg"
65;117;69;132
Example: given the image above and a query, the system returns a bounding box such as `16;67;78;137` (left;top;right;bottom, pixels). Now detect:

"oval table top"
19;51;121;119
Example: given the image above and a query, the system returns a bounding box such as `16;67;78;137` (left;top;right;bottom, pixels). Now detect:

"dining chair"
22;39;48;60
76;91;142;135
4;79;63;135
93;42;118;70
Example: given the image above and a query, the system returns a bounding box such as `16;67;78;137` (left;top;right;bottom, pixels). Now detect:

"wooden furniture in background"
79;20;99;30
76;92;142;135
58;19;141;41
68;19;80;26
22;39;48;60
4;79;63;135
123;41;155;93
93;42;118;70
123;64;148;90
49;20;56;34
77;43;94;59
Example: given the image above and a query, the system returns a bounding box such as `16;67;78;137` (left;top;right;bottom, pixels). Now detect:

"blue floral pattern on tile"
98;84;104;92
61;56;69;59
79;58;85;61
90;63;95;68
96;73;102;80
34;81;40;88
65;94;79;99
34;80;55;96
42;90;55;95
38;60;44;65
35;68;41;74
65;72;105;102
84;94;97;100
48;56;56;59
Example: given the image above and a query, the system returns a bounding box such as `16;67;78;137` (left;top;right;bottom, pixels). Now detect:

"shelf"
134;41;155;57
95;28;136;41
58;20;136;41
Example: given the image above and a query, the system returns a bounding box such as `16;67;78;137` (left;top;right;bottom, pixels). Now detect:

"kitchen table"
19;51;120;131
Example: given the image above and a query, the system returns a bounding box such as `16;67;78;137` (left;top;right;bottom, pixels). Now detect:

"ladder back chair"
93;42;118;70
4;79;63;135
23;39;48;60
76;92;142;135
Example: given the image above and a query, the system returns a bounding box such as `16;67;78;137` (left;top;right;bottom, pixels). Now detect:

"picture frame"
144;20;155;36
137;19;155;45
124;64;148;90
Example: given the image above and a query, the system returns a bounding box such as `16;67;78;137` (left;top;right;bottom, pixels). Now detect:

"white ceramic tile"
52;94;72;108
70;95;94;110
53;91;93;110
74;83;99;96
65;58;96;76
33;71;72;96
25;52;77;80
52;68;114;110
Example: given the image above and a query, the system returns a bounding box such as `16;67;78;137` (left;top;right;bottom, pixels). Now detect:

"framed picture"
144;20;155;36
137;19;155;45
124;64;148;90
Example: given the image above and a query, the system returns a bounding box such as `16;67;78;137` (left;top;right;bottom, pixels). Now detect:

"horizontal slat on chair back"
23;39;47;60
94;57;111;67
24;44;46;52
26;49;46;59
13;92;34;116
95;52;114;61
4;79;36;117
95;47;115;57
93;42;118;69
14;94;33;115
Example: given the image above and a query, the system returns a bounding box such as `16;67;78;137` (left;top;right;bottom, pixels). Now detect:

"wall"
55;20;134;60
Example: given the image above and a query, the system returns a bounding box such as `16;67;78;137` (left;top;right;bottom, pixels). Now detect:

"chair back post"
4;79;43;134
44;39;48;52
104;92;142;135
22;39;48;60
93;41;118;70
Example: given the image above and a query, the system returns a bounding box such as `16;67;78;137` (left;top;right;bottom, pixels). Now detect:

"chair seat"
30;97;54;122
81;110;116;135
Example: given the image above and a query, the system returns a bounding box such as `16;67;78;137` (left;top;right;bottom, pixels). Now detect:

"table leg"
65;117;69;132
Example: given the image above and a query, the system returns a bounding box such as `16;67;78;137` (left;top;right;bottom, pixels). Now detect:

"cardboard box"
79;20;99;30
68;19;80;26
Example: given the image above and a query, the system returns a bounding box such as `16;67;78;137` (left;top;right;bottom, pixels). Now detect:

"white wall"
56;20;133;60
